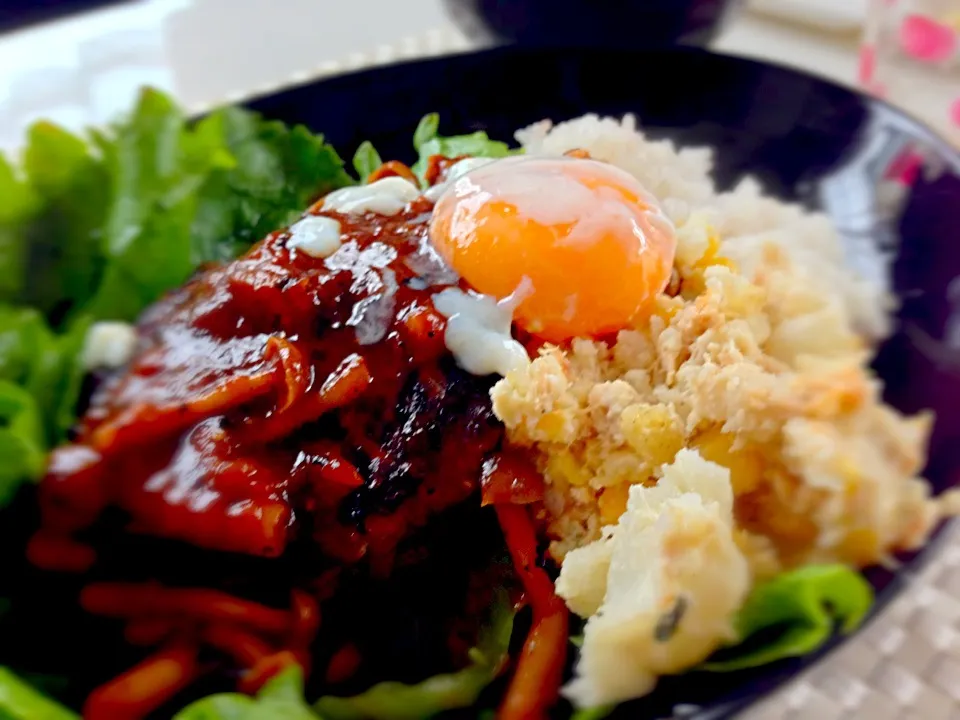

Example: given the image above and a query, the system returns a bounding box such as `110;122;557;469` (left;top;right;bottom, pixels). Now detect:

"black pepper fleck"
654;596;688;642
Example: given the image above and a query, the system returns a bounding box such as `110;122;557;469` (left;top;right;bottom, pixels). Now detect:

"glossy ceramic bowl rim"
236;44;960;171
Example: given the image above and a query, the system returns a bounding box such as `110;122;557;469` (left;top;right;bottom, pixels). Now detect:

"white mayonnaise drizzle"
82;321;138;370
432;281;531;378
323;177;420;216
287;215;343;258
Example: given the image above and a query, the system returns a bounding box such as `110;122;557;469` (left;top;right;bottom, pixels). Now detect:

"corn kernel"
535;410;569;440
838;527;879;567
598;483;630;526
547;451;589;487
838;457;861;488
621;404;684;469
694;427;764;495
762;498;819;549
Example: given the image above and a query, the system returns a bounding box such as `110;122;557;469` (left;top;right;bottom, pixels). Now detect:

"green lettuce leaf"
0;381;46;505
0;124;109;319
0;307;47;386
13;312;90;447
1;87;353;327
50;316;93;442
0;308;55;503
410;114;518;184
186;108;352;267
412;114;440;152
93;89;213;309
570;706;614;720
314;590;516;720
0;87;355;507
352;141;383;183
0;667;79;720
703;565;874;671
174;666;317;720
0;306;89;503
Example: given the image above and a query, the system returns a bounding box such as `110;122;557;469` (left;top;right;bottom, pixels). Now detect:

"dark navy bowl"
242;45;960;718
441;0;742;49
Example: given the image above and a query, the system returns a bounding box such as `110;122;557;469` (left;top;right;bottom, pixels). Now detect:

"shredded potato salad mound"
491;114;958;706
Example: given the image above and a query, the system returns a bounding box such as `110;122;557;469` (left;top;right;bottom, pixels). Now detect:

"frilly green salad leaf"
570;706;614;720
703;564;874;671
0;87;354;508
174;665;317;720
0;667;79;720
0;306;90;504
352;141;383;183
314;589;516;720
85;93;353;320
0;380;47;506
185;107;353;268
410;114;519;184
1;87;352;326
412;113;440;152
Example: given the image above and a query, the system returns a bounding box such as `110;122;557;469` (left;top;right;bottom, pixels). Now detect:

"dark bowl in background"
442;0;742;49
0;0;130;34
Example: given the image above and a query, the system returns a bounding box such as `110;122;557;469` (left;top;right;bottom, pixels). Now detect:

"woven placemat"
207;26;960;719
744;521;960;720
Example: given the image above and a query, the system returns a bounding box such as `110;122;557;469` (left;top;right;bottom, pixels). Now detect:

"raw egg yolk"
428;156;677;342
